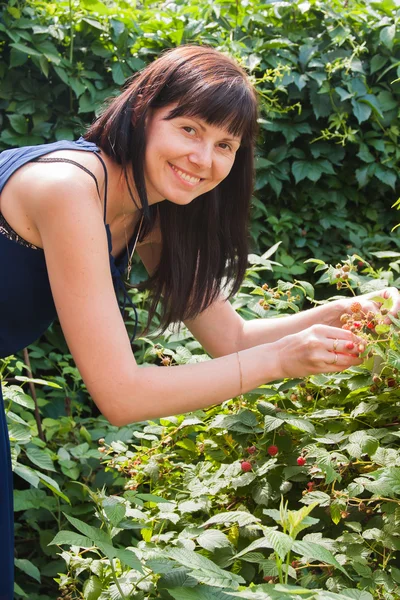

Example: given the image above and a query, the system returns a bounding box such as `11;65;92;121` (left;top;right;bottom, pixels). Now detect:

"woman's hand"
273;324;364;379
345;287;400;324
324;287;400;329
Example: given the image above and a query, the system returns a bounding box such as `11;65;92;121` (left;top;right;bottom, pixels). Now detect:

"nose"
188;142;213;170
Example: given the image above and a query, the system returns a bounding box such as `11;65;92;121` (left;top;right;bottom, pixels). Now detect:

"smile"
169;163;202;185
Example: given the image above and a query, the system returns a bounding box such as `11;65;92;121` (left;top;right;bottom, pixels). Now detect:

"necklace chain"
126;214;144;282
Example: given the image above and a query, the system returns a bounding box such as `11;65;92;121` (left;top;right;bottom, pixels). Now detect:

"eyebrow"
186;117;241;142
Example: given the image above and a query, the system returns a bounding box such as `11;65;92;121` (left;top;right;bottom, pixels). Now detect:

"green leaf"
197;529;231;551
169;587;232;600
10;47;28;68
330;500;343;525
203;511;261;527
112;62;126;85
168;547;244;588
9;42;42;56
8;114;28;135
14;464;40;488
296;280;314;299
264;415;283;433
300;491;331;507
292;541;348;576
292;161;323;184
380;25;396;49
265;528;293;560
252;482;273;506
370;55;388;74
83;576;103;600
26;447;56;472
2;386;34;409
351;99;371;124
113;547;143;572
49;530;94;548
104;503;126;526
14;558;41;583
15;376;62;388
64;514;111;545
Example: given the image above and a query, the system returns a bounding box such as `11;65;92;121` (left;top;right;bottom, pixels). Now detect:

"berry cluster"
258;282;301;312
340;300;387;334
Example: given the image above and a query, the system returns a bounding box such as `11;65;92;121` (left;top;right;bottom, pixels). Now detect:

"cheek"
217;158;235;181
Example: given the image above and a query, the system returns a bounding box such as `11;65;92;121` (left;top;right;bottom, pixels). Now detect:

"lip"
168;163;204;187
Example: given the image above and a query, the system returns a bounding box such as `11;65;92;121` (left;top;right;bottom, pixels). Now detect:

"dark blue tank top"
0;137;139;358
0;139;139;599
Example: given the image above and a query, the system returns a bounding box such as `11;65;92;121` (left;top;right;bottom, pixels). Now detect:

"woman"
0;45;398;598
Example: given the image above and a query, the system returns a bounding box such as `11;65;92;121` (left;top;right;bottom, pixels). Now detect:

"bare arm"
26;168;364;427
184;295;345;357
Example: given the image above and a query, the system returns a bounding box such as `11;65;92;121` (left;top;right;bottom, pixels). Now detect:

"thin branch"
22;348;44;442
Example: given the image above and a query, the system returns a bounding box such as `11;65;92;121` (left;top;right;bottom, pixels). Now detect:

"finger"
323;352;364;371
326;338;361;356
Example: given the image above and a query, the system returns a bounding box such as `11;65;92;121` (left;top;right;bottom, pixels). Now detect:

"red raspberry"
387;378;396;388
267;445;278;456
241;461;252;472
367;322;375;330
345;341;355;350
307;481;315;491
246;446;257;455
350;302;362;313
353;321;362;328
297;456;306;466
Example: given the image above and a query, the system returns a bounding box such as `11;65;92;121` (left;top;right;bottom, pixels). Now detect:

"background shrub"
1;0;399;271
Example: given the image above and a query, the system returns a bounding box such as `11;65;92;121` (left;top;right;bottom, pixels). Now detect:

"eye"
182;126;196;135
218;142;233;151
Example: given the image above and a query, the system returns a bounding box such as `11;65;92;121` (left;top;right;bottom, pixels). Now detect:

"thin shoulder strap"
33;154;109;222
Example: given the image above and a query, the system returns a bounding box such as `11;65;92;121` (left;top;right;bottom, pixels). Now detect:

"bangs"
159;79;257;144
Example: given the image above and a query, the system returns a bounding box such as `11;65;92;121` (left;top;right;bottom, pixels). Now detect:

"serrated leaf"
168;547;244;589
232;535;274;560
50;530;94;547
104;503;126;526
264;415;283;433
300;491;331;507
252;482;273;506
197;529;231;551
64;514;111;545
292;540;348;576
26;447;56;471
14;558;41;583
2;386;35;409
169;586;232;600
203;511;261;528
83;576;102;600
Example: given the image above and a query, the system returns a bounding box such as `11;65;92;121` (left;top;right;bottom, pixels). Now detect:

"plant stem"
110;557;128;600
23;348;45;442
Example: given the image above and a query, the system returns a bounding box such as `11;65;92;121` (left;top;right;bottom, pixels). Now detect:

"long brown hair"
85;45;258;332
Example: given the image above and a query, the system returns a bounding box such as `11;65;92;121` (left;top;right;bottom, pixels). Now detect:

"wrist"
261;340;286;382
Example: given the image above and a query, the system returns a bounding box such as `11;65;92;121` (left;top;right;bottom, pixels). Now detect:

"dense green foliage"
4;252;400;599
0;0;400;270
2;0;400;598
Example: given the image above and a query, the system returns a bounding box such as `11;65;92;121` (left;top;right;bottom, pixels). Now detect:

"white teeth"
171;164;200;184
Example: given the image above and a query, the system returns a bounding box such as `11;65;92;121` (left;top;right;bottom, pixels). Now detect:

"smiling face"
143;105;241;206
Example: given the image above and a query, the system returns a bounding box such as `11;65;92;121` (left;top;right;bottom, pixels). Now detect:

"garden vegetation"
1;0;400;598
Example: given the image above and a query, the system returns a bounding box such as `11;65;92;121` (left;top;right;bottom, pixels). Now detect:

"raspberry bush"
38;253;400;600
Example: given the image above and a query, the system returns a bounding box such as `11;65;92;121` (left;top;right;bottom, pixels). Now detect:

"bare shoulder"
1;149;106;247
18;149;105;210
